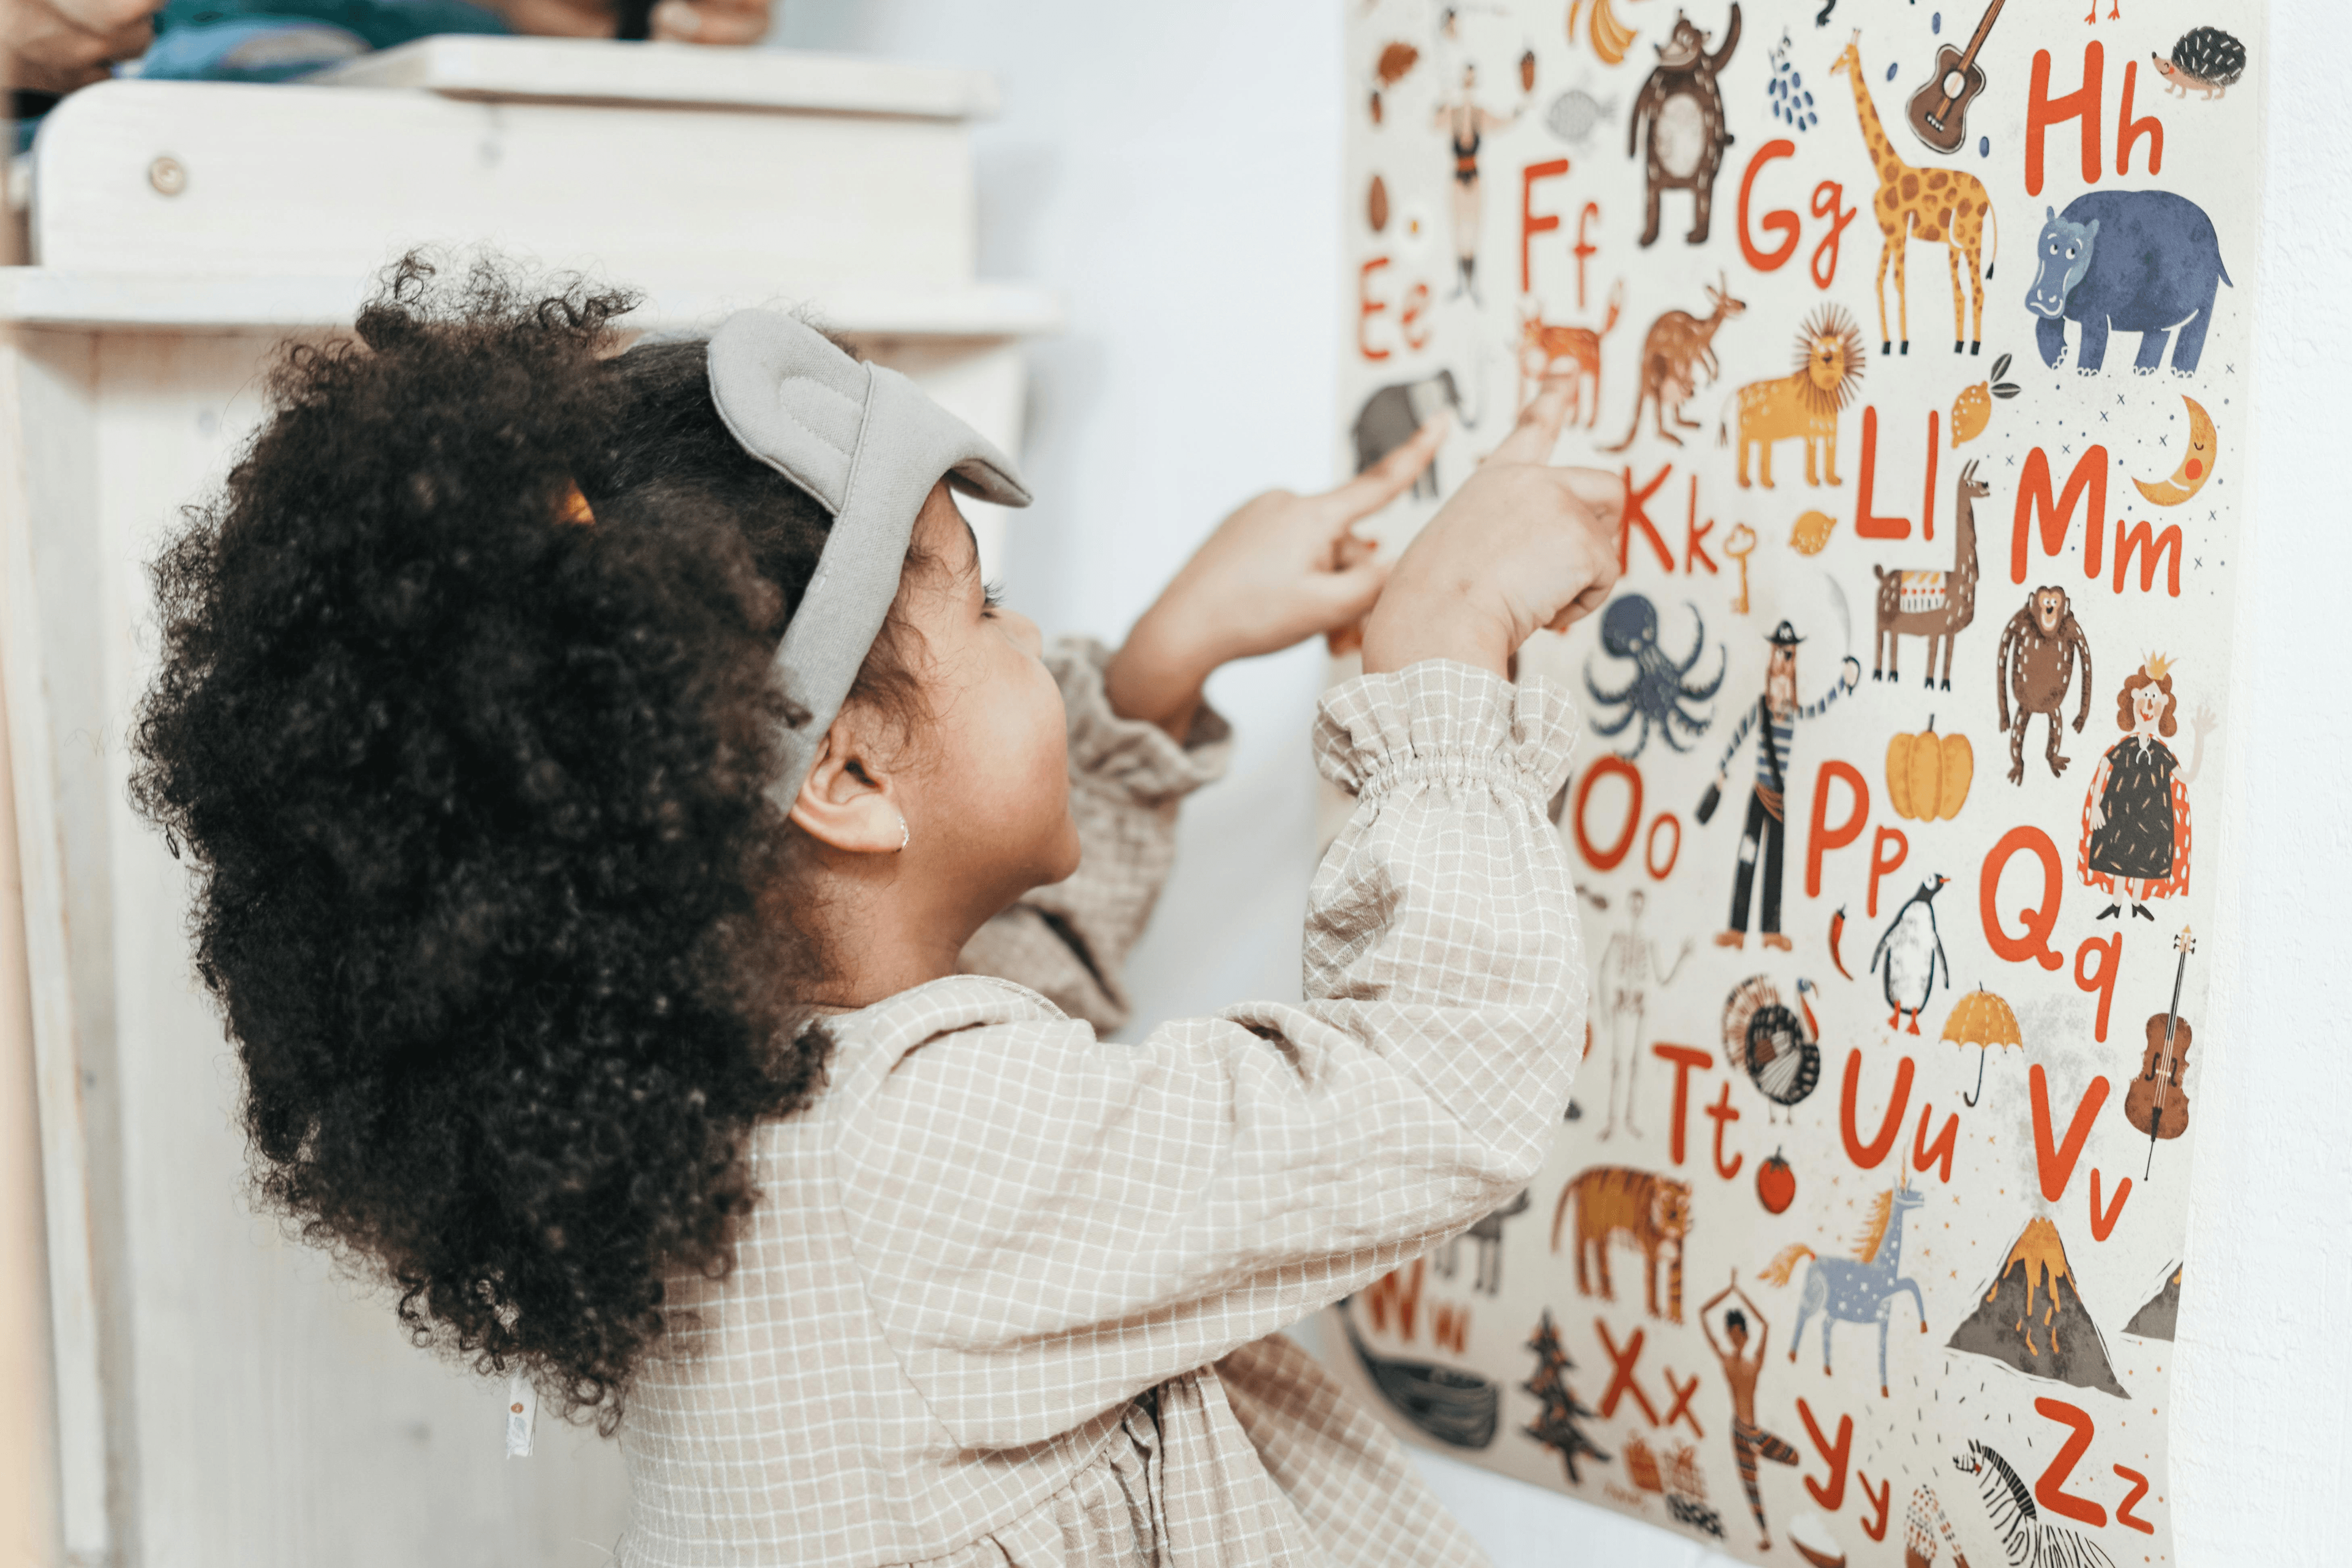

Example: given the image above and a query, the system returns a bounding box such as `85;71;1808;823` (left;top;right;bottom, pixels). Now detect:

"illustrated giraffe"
1828;32;2000;356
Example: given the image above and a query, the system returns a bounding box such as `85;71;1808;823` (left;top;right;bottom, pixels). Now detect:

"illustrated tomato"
1757;1150;1797;1215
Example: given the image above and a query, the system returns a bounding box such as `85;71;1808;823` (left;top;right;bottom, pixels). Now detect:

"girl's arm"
842;387;1623;1452
845;660;1585;1450
957;421;1447;1029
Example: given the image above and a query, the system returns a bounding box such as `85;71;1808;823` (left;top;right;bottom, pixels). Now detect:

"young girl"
131;258;1620;1565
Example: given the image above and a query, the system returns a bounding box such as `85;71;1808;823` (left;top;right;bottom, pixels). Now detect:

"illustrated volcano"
2123;1264;2182;1341
1946;1218;2125;1396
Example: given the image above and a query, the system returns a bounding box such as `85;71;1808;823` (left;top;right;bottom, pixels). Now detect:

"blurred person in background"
4;0;774;145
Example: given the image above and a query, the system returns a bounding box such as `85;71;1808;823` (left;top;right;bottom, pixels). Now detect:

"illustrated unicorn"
1759;1178;1928;1396
1954;1441;2117;1568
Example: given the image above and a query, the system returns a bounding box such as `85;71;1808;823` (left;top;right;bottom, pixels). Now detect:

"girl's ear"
788;712;906;854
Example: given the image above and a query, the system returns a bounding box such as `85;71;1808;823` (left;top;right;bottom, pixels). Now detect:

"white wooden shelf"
0;268;1062;337
307;36;1001;119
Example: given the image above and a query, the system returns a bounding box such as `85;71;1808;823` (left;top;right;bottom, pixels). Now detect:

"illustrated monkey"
1627;4;1743;247
1994;586;2094;783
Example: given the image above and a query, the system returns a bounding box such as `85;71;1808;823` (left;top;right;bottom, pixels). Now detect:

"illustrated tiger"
1550;1166;1692;1322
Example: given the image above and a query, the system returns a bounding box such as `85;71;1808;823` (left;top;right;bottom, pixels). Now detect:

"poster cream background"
767;2;2332;1562
1314;0;2260;1562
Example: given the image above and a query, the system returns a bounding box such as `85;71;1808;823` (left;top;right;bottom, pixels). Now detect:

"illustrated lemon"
1950;353;2020;448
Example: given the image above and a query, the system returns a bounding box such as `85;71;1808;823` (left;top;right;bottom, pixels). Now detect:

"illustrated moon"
2133;396;2217;507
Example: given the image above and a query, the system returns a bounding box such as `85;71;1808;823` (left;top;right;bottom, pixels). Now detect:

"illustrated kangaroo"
1604;274;1747;451
1517;281;1623;426
1872;459;1987;688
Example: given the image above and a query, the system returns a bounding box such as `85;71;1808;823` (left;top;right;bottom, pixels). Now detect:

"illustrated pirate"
1711;619;1857;950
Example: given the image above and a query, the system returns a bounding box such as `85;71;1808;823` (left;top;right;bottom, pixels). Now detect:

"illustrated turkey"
1722;975;1822;1121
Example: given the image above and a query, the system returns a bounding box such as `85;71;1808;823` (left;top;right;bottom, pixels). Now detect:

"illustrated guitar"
1905;0;2006;156
2123;927;2196;1179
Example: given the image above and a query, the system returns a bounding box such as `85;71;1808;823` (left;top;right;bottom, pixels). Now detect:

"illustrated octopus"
1583;594;1726;758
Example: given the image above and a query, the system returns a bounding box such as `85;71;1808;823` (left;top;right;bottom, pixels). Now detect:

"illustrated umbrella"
1942;986;2022;1107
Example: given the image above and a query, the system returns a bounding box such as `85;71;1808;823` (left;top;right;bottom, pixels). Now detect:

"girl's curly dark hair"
129;255;925;1433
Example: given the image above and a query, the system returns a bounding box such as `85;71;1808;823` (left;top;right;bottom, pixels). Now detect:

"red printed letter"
1706;1079;1744;1180
1522;158;1571;295
2026;43;2103;198
1809;180;1857;290
2032;1398;2108;1527
1654;1043;1715;1167
1797;1398;1853;1510
1599;1320;1660;1424
1621;464;1676;573
2030;1063;2109;1203
1853;406;1910;539
2012;445;2109;584
1868;825;1909;919
2113;518;2183;597
1807;761;1870;898
1573;757;1643;872
1737;139;1801;271
2074;934;2121;1041
2114;1466;2155;1534
2116;58;2163;179
1982;826;2066;971
1357;258;1392;361
2089;1167;2132;1241
1841;1049;1913;1171
1913;1103;1959;1184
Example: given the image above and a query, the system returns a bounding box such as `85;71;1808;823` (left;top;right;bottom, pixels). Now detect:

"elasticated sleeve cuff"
1311;658;1579;806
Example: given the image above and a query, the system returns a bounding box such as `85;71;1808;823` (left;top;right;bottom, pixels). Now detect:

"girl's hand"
1360;384;1623;679
1104;417;1446;736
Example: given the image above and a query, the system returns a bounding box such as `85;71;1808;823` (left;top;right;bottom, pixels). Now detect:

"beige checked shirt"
615;642;1586;1566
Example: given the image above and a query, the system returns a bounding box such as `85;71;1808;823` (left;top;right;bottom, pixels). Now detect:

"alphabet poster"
1321;2;2261;1562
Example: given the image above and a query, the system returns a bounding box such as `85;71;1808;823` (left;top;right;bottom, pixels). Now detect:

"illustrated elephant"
1350;370;1471;500
2026;190;2233;376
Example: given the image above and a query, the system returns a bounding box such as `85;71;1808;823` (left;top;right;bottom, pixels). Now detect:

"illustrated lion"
1723;304;1866;488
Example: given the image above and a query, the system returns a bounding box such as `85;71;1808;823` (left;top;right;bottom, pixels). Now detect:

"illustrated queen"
2077;653;2215;922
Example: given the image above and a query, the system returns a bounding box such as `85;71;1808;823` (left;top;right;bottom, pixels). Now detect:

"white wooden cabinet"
0;40;1055;1567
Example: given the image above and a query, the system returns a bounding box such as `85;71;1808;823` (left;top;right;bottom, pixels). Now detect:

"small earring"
897;813;910;853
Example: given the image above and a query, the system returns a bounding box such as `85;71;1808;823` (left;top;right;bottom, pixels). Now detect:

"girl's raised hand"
1104;415;1446;735
1360;383;1623;679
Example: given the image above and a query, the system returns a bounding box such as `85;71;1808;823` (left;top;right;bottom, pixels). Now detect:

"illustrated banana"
1589;0;1640;65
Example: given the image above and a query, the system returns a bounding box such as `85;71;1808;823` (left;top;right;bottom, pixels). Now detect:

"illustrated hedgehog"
2152;27;2245;100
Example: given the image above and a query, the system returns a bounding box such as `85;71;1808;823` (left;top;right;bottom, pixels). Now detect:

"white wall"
776;4;2345;1564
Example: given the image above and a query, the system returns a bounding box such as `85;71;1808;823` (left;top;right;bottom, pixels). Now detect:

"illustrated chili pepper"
1829;905;1853;980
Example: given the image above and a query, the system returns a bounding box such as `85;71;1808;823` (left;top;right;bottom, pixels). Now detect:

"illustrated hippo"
1351;370;1471;499
2026;190;2233;376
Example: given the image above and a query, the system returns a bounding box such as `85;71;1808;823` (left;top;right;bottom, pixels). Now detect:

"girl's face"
895;482;1079;907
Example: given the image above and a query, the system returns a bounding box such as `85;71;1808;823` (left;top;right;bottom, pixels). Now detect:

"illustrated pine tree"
1521;1310;1611;1483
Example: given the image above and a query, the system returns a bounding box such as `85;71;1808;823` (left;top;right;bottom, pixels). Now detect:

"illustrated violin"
2122;927;2195;1175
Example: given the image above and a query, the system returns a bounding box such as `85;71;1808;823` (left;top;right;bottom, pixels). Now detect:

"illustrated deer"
1517;281;1623;426
1604;273;1747;451
1871;459;1986;688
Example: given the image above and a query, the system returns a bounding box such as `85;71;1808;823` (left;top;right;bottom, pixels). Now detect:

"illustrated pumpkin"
1885;717;1972;821
1757;1149;1796;1215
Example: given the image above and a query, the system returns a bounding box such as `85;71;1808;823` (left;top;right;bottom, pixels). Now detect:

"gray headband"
705;310;1031;812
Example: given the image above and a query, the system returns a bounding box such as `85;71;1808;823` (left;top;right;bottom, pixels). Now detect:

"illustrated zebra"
1953;1441;2116;1568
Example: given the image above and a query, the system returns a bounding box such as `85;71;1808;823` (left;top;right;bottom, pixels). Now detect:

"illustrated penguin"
1870;876;1950;1033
